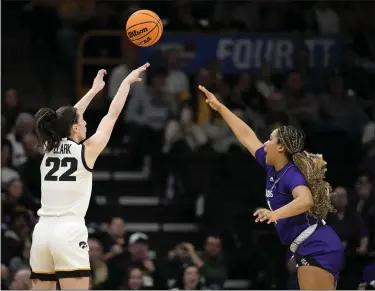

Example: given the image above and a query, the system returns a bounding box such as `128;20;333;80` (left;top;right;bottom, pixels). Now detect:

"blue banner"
139;34;342;74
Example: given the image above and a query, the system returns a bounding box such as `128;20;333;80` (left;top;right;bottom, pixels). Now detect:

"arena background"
1;0;374;290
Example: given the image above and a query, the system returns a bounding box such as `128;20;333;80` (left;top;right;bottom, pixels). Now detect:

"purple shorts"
294;225;344;281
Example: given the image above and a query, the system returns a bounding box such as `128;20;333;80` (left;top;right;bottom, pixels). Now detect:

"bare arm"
84;63;150;166
184;243;204;268
218;105;263;156
199;85;263;156
74;69;106;114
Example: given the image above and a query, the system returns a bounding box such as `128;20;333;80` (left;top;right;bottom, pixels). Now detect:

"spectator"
124;232;167;289
119;267;144;290
88;238;109;289
108;48;146;101
1;264;9;290
318;74;368;135
168;243;194;279
126;68;177;130
255;64;277;101
292;45;327;93
327;187;369;255
339;46;373;102
183;235;228;289
8;238;31;279
6;113;35;167
346;3;375;62
202;73;246;152
9;268;31;290
202;110;242;153
1;210;31;266
361;121;375;171
2;115;6;138
2;89;21;135
231;72;267;118
17;133;42;199
172;264;205;290
225;77;244;111
2;179;38;217
351;174;374;251
352;175;374;219
362;121;375;148
195;66;222;126
313;3;340;35
1;139;20;187
100;217;126;262
164;106;207;153
282;71;319;125
125;68;178;154
328;185;371;289
165;49;191;101
262;92;299;137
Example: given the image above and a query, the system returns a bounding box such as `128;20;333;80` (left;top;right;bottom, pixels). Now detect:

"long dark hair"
35;106;78;153
173;264;203;290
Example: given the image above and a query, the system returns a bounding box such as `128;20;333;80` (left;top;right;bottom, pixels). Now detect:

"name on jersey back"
53;144;72;155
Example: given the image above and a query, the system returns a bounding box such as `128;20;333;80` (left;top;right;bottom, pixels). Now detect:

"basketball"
126;10;163;47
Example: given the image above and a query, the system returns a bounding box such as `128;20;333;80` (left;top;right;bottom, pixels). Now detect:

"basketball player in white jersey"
30;63;150;290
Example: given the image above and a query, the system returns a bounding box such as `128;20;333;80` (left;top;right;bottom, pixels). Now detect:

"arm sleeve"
286;170;308;193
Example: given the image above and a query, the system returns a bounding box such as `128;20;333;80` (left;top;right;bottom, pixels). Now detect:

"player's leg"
295;253;337;290
31;279;57;290
59;277;90;290
30;222;57;290
51;222;91;290
297;265;336;290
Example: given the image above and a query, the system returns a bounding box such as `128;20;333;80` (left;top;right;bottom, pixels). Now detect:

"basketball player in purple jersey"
198;85;343;290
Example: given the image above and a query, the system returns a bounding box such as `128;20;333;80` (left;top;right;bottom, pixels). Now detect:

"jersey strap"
81;144;93;172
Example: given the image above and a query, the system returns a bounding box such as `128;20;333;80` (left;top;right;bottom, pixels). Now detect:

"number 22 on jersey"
44;157;78;181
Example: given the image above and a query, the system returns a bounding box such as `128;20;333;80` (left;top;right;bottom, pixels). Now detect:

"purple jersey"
255;146;343;281
255;146;319;245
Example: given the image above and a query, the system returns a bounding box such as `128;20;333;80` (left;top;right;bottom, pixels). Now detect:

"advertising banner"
140;34;342;74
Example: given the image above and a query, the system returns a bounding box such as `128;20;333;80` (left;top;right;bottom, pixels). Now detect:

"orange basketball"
126;10;163;47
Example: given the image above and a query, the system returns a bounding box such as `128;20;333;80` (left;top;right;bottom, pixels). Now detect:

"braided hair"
277;126;336;218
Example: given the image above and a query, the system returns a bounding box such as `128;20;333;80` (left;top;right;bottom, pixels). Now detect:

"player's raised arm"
84;63;150;165
198;85;263;157
74;69;107;114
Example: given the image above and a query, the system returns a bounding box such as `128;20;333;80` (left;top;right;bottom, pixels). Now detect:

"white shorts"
30;217;90;281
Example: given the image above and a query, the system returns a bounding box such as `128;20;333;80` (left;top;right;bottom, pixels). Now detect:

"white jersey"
38;138;93;218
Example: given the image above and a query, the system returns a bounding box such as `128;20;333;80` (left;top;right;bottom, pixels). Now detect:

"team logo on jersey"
297;257;310;267
79;241;88;250
266;189;273;198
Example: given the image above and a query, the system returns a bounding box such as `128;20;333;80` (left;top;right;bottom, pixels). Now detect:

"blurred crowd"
2;0;375;290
